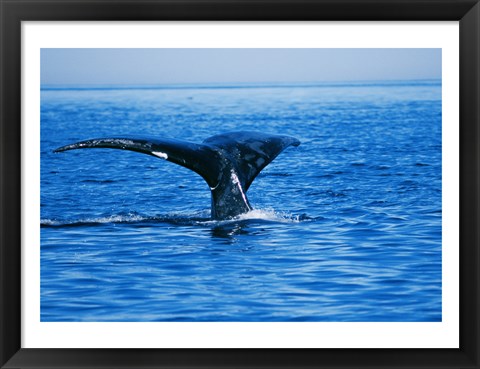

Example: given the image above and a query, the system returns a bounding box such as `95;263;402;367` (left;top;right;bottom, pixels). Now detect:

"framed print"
1;0;479;368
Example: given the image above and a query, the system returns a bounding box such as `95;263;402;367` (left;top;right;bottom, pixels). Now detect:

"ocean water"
40;81;442;322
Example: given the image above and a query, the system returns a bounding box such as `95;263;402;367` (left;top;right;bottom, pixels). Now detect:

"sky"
41;48;441;87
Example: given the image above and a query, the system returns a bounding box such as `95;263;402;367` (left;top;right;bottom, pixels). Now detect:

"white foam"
236;208;303;223
40;213;148;226
93;214;146;223
40;219;60;226
41;209;304;228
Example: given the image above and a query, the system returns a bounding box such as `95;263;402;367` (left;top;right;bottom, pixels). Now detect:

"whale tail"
54;131;300;219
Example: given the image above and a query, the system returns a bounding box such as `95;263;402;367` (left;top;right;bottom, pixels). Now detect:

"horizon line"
41;78;442;91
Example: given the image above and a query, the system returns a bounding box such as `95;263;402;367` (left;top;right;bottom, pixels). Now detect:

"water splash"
40;213;151;227
235;209;308;223
41;209;310;228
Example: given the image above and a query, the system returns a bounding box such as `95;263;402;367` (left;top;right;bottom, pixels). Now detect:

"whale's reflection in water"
210;221;253;241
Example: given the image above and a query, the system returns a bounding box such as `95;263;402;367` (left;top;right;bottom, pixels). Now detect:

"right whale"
54;131;301;220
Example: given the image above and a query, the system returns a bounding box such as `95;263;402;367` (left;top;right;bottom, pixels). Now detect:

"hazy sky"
41;48;441;86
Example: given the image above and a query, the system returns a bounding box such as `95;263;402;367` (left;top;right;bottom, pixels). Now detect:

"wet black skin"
54;131;300;220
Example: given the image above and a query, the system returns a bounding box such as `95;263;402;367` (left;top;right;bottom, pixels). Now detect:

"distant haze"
41;48;441;87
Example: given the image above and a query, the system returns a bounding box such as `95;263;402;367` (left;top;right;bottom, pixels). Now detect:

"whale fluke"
54;131;300;219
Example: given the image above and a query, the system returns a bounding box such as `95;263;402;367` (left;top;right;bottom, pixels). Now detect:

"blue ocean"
40;81;442;322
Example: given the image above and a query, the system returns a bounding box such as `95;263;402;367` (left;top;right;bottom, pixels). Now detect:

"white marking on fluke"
153;151;168;159
210;183;220;191
230;169;249;205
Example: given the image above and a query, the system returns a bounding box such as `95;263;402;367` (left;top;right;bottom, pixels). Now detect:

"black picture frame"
1;1;479;368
